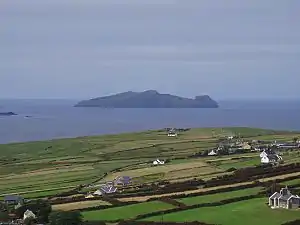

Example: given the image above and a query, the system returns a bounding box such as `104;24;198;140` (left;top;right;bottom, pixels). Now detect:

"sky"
0;0;300;100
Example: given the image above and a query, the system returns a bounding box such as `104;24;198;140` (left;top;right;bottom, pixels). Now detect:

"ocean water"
0;99;300;144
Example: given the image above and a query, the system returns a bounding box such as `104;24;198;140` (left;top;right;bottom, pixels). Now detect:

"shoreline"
1;126;298;145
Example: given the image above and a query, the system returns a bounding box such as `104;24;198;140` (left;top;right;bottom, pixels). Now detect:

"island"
0;112;17;116
74;90;219;108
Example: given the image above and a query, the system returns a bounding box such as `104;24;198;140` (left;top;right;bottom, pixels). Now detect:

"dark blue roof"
4;195;23;201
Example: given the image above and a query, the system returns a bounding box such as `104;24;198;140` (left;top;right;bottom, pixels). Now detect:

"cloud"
0;0;299;98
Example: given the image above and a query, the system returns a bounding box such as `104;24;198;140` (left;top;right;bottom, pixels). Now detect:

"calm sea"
0;99;300;144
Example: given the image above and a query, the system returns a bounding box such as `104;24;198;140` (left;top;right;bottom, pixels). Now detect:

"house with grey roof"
114;176;131;186
4;196;24;205
167;128;177;137
260;149;282;164
269;186;300;209
101;184;117;194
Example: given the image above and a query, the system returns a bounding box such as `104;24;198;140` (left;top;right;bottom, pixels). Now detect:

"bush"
281;220;300;225
226;167;237;172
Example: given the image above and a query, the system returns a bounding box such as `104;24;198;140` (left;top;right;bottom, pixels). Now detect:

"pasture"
1;127;300;225
177;187;262;206
82;201;175;221
1;126;288;196
142;198;300;225
52;200;111;211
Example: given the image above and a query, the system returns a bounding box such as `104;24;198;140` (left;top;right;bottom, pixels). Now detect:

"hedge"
118;221;215;225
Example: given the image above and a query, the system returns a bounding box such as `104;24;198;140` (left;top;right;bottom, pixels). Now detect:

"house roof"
93;190;102;195
269;192;281;199
279;193;293;201
115;176;131;184
288;195;300;200
4;195;23;202
100;185;117;194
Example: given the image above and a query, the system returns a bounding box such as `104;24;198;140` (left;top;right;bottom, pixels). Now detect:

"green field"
281;178;300;186
1;127;300;225
82;201;175;221
178;187;262;206
142;198;300;225
0;127;298;196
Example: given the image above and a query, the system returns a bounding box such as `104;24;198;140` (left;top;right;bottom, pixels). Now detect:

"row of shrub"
100;195;123;205
112;179;205;198
149;183;259;201
119;221;214;225
281;220;300;225
158;197;187;208
204;163;300;187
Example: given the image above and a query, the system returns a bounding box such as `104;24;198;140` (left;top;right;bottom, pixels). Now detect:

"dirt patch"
102;161;211;181
52;200;111;211
259;171;300;182
0;165;94;180
164;166;219;180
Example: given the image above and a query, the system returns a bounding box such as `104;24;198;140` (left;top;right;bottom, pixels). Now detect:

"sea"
0;99;300;144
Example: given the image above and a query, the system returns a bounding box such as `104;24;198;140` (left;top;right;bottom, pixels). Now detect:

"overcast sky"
1;0;299;100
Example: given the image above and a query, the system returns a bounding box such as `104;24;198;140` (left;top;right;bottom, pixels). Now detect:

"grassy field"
1;127;289;196
82;201;175;221
1;127;300;225
142;198;300;225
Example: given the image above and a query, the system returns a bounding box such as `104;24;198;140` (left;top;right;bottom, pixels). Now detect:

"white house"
260;150;282;164
260;150;268;158
168;132;177;137
269;186;300;209
93;190;103;196
153;159;165;165
208;149;218;156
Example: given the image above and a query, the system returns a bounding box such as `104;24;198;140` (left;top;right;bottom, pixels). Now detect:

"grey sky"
1;0;299;99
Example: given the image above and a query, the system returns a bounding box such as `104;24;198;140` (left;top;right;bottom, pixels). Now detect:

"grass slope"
142;198;300;225
82;201;175;221
178;187;262;206
0;127;297;196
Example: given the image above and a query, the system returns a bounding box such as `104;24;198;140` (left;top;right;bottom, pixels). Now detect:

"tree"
15;199;51;223
24;216;37;225
0;211;9;222
0;202;8;213
293;137;298;143
49;211;82;225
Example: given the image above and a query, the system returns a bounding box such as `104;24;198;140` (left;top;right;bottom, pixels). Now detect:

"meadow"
82;201;175;221
1;127;300;225
1;127;278;196
142;198;300;225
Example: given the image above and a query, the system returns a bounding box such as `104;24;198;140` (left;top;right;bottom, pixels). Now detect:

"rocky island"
0;112;17;116
75;90;219;108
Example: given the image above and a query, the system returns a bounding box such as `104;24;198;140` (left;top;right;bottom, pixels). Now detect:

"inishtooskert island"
74;90;219;108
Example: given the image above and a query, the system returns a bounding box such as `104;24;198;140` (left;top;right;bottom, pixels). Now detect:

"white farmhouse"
153;159;165;165
208;149;218;156
260;150;282;164
168;132;177;137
